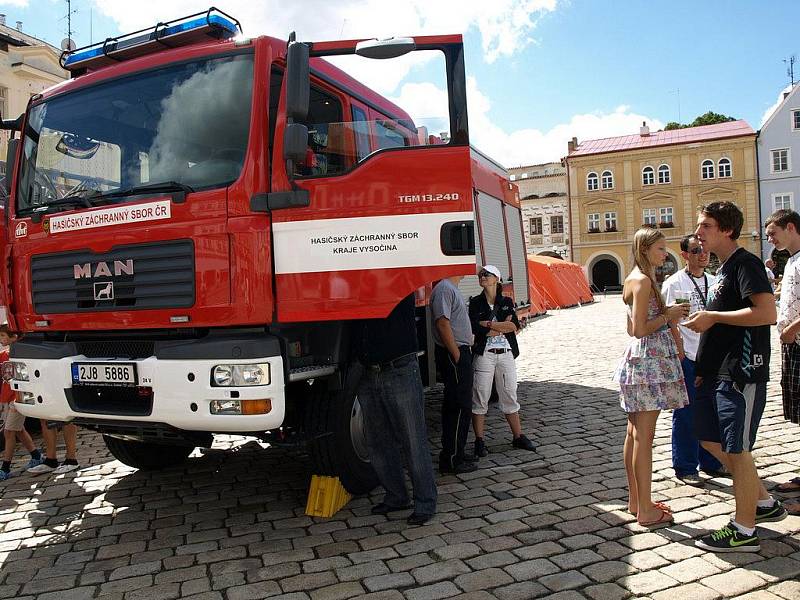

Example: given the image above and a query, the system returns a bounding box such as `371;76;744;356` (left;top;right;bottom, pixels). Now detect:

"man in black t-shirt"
685;201;786;553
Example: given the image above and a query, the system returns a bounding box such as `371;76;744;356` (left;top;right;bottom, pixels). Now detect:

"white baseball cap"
479;265;502;280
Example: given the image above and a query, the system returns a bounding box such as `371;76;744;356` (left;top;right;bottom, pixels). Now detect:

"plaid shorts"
0;402;26;432
781;342;800;424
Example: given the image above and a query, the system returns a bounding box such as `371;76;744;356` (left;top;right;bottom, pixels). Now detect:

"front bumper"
10;332;286;433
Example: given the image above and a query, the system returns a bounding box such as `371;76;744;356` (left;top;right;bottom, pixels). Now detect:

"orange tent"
527;272;548;316
527;256;594;309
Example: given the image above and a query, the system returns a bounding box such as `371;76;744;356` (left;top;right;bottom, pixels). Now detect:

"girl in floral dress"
614;228;689;526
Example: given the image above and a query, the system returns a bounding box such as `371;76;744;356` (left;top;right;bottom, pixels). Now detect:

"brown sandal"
784;499;800;515
630;501;671;516
638;509;674;527
775;477;800;493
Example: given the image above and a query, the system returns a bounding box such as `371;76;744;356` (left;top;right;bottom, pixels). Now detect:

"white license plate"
72;362;137;386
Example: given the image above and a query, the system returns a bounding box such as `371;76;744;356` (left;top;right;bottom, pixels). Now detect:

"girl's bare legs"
624;416;637;513
630;410;664;523
625;410;665;520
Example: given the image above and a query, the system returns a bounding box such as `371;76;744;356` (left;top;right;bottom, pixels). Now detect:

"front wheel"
305;372;379;495
103;435;194;470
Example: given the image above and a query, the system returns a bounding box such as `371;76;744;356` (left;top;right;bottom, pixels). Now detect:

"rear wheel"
103;435;194;470
306;371;378;495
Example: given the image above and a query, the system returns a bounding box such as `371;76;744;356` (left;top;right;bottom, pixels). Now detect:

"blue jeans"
358;355;437;516
672;357;723;476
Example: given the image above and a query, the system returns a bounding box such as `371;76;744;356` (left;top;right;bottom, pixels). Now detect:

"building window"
521;172;528;178
510;174;516;181
771;148;790;173
643;208;657;225
701;159;715;179
550;215;564;234
601;170;614;189
792;109;800;130
604;211;617;231
659;206;674;226
657;164;671;184
587;213;600;232
773;193;793;210
0;87;7;123
718;157;732;178
587;172;598;191
530;217;542;235
642;166;654;185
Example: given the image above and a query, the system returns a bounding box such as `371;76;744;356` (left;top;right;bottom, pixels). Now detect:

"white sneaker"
27;462;56;475
53;463;79;474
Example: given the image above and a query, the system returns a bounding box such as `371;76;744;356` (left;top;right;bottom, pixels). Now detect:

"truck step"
288;365;337;382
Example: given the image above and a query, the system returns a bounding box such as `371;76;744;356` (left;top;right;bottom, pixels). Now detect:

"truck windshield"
16;53;253;214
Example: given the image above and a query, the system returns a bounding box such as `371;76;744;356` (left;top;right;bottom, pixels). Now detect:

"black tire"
102;435;193;470
306;369;379;495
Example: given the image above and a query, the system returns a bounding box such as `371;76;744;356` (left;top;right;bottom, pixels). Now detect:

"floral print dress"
613;295;689;413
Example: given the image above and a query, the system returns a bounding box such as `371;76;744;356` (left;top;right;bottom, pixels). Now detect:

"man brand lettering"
73;260;134;280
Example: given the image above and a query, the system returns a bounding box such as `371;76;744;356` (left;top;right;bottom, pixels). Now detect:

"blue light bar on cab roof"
61;8;242;73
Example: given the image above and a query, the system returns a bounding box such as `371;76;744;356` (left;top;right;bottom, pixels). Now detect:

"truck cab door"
269;35;475;322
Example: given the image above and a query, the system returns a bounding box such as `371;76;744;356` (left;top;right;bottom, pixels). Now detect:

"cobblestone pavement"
1;297;799;600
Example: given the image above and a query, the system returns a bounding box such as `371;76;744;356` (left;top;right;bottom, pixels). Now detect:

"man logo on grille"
94;282;114;301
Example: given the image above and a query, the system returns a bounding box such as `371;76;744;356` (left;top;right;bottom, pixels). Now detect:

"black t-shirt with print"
695;247;773;384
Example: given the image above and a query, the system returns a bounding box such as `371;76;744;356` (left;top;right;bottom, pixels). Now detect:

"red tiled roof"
569;120;755;157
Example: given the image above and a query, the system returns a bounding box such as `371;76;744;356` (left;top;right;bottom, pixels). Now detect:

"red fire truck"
1;9;529;493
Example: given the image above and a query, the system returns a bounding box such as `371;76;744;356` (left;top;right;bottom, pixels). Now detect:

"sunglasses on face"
478;271;494;278
687;247;707;255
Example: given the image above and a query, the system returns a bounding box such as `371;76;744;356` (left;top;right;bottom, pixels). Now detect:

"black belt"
364;352;417;372
487;348;510;354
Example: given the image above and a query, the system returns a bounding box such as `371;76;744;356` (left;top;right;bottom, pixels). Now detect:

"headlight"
211;363;270;387
6;361;29;382
212;365;233;387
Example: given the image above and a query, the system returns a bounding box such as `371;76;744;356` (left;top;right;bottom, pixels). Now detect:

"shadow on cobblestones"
1;301;800;598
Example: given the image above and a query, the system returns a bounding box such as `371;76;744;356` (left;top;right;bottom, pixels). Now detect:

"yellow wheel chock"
305;474;352;517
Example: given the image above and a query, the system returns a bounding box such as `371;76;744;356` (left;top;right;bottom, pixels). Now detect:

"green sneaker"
755;500;788;523
695;524;760;553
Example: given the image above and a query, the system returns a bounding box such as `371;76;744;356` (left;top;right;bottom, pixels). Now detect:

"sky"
4;0;799;168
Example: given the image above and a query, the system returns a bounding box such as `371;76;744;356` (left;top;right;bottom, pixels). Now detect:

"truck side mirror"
4;138;18;195
285;39;309;123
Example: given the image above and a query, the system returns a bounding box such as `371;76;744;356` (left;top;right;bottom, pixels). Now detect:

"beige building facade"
565;121;759;291
0;17;67;168
509;162;570;258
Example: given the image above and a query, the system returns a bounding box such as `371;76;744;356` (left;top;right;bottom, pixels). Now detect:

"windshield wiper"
21;181;195;222
93;181;195;204
23;193;97;222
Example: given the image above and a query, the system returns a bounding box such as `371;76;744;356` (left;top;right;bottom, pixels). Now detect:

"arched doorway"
591;257;620;291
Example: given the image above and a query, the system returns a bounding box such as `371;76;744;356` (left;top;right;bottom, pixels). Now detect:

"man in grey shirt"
431;275;476;473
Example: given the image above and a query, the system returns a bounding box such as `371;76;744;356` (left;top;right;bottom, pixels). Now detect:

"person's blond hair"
632;227;666;312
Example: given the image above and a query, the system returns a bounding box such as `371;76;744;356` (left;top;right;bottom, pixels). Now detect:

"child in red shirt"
0;326;43;479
